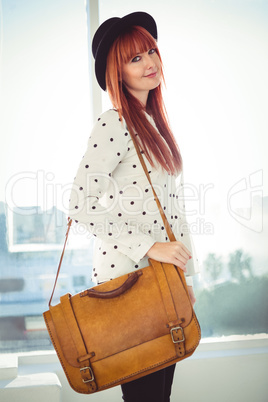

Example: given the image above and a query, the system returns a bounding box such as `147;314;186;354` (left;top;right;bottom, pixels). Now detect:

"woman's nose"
144;55;155;69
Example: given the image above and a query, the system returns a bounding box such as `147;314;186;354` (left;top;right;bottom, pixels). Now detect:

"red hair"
105;26;182;174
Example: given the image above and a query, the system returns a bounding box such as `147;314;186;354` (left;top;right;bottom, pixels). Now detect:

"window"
100;1;268;338
1;0;267;354
1;0;94;352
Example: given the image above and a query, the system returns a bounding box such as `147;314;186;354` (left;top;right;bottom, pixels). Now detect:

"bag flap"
149;260;193;327
46;297;82;368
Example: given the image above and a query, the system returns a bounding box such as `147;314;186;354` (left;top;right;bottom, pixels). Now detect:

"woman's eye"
131;55;141;63
148;48;156;55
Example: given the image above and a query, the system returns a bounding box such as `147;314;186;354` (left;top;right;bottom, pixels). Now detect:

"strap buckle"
80;366;94;383
170;326;185;343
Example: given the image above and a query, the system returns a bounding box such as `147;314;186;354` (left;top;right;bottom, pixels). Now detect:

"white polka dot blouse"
69;109;199;286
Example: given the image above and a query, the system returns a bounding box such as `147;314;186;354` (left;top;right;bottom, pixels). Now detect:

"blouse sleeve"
68;110;155;263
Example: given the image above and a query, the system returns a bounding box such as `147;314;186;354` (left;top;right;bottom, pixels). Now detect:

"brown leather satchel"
43;132;201;394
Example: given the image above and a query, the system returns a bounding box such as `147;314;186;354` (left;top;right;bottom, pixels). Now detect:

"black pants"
121;364;176;402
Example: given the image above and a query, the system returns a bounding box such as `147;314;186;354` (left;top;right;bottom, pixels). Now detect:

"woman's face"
122;48;161;106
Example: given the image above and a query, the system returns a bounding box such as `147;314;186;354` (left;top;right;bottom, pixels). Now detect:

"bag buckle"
80;366;95;383
170;326;185;343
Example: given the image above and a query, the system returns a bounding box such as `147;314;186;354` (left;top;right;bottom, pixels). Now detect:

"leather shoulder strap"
48;217;72;306
129;130;177;242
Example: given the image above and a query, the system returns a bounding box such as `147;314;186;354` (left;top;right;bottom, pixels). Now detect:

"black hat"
92;11;158;91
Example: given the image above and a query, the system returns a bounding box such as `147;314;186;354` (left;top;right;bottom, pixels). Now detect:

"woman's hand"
146;241;191;273
187;286;196;307
147;242;196;306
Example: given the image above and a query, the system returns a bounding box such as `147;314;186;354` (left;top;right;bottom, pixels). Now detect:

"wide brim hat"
92;11;157;91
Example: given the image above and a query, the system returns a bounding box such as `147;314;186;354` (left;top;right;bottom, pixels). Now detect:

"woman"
69;11;199;402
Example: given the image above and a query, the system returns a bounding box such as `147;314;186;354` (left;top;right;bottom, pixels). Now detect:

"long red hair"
105;26;182;174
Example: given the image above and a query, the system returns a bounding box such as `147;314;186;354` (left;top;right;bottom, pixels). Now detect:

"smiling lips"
145;71;157;78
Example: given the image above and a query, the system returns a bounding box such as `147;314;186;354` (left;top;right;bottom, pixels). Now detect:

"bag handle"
80;271;143;299
48;117;178;306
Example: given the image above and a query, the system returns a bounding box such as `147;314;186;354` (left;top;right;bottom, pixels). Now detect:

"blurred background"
0;0;267;353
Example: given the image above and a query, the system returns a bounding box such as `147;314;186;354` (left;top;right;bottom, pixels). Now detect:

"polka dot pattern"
68;109;199;287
